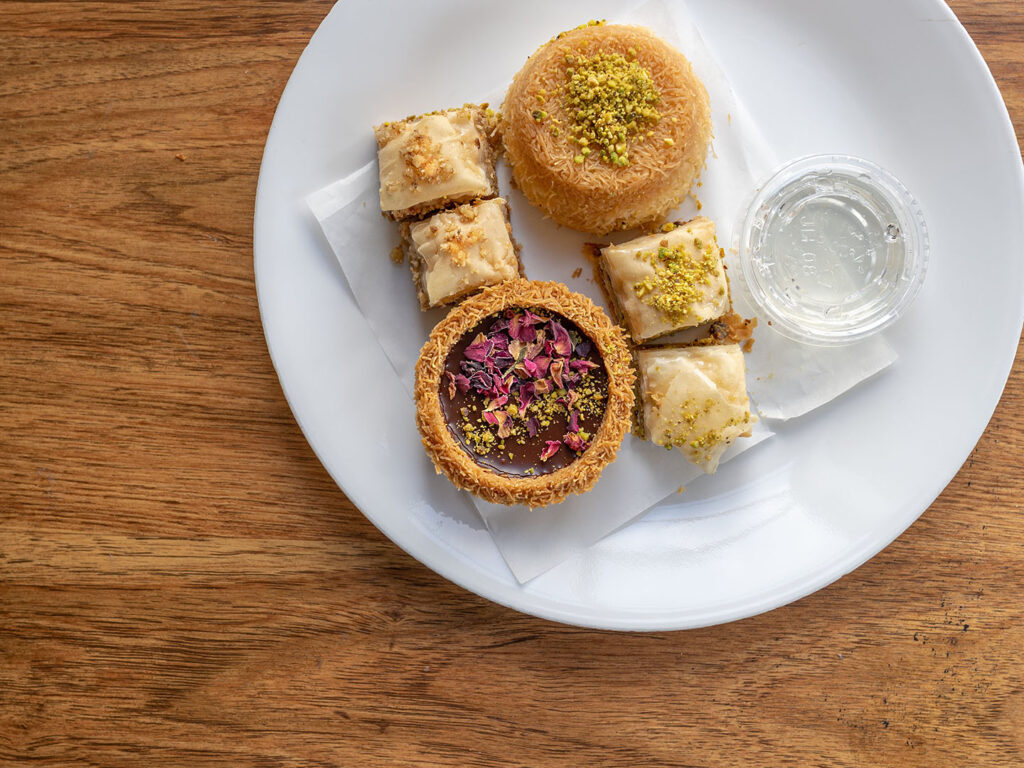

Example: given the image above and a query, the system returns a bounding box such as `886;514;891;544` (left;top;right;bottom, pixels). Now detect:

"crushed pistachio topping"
657;397;751;464
632;237;721;323
560;49;661;167
554;19;606;41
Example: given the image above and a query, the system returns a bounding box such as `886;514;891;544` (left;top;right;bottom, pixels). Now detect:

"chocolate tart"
414;279;634;507
501;23;712;235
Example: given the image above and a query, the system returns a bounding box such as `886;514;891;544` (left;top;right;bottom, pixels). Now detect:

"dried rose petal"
494;410;512;438
533;378;551;395
482;411;499;426
509;312;537;343
523;357;541;378
454;374;471;393
568;410;580;433
446;371;457;400
531;356;551;377
549;320;573;357
569;359;598;373
519;382;535;410
526;417;540;438
563;432;589;452
575;339;592;357
524;341;544;361
463;335;490;362
540;440;561;462
550;359;565;389
468;370;494;392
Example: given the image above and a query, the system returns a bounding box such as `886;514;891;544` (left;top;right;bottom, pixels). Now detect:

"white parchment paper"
306;0;894;582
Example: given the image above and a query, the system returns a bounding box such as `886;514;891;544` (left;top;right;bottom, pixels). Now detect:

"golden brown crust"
401;220;430;310
629;345;647;440
501;25;712;235
414;280;635;508
376;106;500;222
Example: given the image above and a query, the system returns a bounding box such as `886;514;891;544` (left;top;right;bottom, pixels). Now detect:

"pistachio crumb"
631;240;722;322
559;50;662;167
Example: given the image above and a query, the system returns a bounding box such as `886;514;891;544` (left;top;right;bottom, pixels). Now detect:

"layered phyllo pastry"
600;216;729;343
401;198;523;310
375;105;498;221
501;22;712;234
635;344;755;473
414;280;634;507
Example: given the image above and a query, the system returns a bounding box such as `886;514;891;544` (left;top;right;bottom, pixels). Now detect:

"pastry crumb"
390;246;404;264
174;153;186;161
571;267;583;279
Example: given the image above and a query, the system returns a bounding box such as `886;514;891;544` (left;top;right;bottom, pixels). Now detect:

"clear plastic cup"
738;155;929;346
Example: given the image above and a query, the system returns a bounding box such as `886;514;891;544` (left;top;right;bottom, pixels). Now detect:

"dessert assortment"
374;22;757;507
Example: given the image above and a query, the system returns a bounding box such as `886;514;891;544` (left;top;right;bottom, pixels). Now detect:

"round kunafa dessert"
414;280;634;508
501;22;712;235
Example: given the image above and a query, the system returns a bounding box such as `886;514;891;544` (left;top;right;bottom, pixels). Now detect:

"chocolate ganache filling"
440;308;609;477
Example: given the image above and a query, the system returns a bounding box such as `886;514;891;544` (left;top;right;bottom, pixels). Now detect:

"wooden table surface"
2;2;1023;766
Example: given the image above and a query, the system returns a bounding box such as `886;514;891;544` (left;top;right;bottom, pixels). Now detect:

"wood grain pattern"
1;2;1022;766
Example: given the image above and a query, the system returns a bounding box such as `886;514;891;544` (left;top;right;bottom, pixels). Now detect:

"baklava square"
636;344;755;473
375;106;498;221
599;216;730;343
402;198;522;310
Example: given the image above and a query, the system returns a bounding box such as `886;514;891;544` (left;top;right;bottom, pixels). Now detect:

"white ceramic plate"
254;0;1024;630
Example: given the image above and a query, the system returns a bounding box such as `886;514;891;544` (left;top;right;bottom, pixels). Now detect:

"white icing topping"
377;111;493;214
601;217;729;342
409;199;518;307
637;344;755;473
